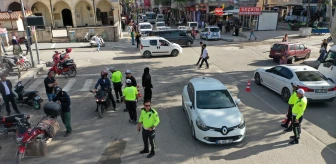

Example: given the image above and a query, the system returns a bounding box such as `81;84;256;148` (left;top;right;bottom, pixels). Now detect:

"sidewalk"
5;42;91;52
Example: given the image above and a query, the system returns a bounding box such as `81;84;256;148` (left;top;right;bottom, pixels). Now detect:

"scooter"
89;88;112;118
0;114;30;138
15;102;61;163
14;81;43;110
49;59;77;77
90;36;106;47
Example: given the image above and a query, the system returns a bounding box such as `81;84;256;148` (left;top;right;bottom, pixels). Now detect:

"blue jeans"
47;93;55;102
97;43;100;50
131;37;135;45
249;31;256;40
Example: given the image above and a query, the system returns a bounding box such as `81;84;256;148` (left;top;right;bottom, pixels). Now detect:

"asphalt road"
1;35;336;164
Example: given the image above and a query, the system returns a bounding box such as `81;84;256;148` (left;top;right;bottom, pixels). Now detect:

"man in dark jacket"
52;86;72;137
142;67;153;101
125;70;137;87
94;71;116;110
0;74;20;116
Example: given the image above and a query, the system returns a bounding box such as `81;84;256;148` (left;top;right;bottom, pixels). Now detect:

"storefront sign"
214;8;223;15
239;7;261;15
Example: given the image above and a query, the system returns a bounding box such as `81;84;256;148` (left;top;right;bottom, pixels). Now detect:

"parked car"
317;45;336;83
138;22;152;36
149;30;194;47
155;22;166;30
156;14;164;22
200;26;221;40
269;42;311;64
182;77;245;144
140;36;182;58
254;65;336;102
187;22;198;32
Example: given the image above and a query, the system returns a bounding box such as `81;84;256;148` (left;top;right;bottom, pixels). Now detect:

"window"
279;68;294;79
170;31;180;37
149;40;157;46
289;45;294;51
295;71;327;81
271;44;287;50
96;8;101;21
294;44;300;50
187;83;194;105
190;23;198;27
210;28;220;32
299;44;305;50
156;22;165;27
325;51;336;63
196;90;235;109
270;66;283;75
159;40;169;46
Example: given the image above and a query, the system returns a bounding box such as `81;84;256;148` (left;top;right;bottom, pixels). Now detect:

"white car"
182;77;246;144
138;22;152;36
155;22;166;30
200;26;221;40
254;65;336;102
140;36;182;58
157;26;171;31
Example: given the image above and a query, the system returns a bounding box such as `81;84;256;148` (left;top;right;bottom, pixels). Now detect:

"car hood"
197;107;241;128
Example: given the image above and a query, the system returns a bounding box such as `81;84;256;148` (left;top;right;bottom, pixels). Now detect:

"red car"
269;42;311;64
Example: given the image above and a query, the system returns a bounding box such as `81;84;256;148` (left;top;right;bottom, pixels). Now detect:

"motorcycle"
90;36;105;47
49;48;77;77
89;88;112;118
14;81;43;110
4;55;28;71
1;56;21;77
0;114;30;138
18;54;32;68
15;102;61;163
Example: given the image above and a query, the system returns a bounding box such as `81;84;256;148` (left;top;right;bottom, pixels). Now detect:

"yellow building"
0;0;121;28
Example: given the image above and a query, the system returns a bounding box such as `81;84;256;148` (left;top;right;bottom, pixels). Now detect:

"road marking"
26;79;44;91
80;79;94;91
62;78;76;92
51;43;56;48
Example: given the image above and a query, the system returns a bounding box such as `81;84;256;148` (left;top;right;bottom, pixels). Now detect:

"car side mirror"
186;101;192;108
235;99;241;105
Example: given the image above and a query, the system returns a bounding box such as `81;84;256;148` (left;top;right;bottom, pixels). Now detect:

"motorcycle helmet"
101;71;108;78
54;86;62;96
66;48;72;53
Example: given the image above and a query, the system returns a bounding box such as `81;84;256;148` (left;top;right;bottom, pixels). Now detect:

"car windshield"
140;25;151;29
271;44;287;50
295;71;327;81
210;28;220;32
157;23;165;26
190;23;198;27
146;13;156;19
325;51;336;61
196;90;236;109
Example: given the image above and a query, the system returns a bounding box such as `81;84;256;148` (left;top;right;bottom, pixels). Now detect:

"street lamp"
8;10;15;36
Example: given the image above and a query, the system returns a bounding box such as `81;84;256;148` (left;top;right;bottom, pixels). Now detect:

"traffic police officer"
123;79;138;123
137;99;160;158
282;81;299;132
289;88;307;144
109;67;123;103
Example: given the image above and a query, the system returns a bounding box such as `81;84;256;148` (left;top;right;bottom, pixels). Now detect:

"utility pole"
49;0;54;28
19;0;35;67
307;0;310;27
93;0;97;26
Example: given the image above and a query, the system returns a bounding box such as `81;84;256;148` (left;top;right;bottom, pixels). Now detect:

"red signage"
144;0;150;7
214;8;223;15
239;7;261;15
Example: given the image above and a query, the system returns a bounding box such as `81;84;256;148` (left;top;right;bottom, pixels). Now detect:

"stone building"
0;0;121;28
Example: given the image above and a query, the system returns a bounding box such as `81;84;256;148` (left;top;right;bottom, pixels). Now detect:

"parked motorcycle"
49;59;77;77
1;56;21;76
18;54;32;68
89;88;111;118
0;114;30;138
14;102;61;163
14;81;43;110
4;55;28;71
90;36;105;47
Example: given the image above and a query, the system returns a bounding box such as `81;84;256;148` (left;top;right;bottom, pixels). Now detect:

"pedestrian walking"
44;71;58;101
0;73;21;116
137;100;160;158
195;42;204;66
281;82;299;132
198;44;209;69
142;67;153;102
52;86;72;137
23;38;31;55
289;88;308;144
279;47;288;65
248;23;257;41
123;79;138;123
131;29;135;45
282;33;289;42
109;67;123;103
94;35;101;52
136;31;141;48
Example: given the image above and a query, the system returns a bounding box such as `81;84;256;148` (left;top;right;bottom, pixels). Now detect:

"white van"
140;36;183;58
138;22;152;36
187;22;198;32
156;14;164;22
318;45;336;83
200;26;221;40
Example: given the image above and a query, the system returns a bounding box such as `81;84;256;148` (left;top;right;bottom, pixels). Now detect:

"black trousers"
142;128;156;152
196;57;202;65
107;90;116;108
3;94;20;114
284;106;292;128
126;101;137;121
113;82;123;100
144;87;152;101
292;116;303;140
199;58;209;68
25;46;30;55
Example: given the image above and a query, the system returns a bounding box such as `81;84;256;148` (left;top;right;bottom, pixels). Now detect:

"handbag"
206;56;209;59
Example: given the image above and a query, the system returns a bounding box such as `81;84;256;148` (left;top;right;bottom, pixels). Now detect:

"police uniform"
290;90;307;144
283;90;298;131
123;80;138;123
139;108;160;157
111;70;123;102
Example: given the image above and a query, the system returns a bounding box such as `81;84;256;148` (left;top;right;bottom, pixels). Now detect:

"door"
294;44;302;57
288;44;295;58
149;40;160;56
158;39;171;55
299;44;308;57
61;9;73;27
185;83;195;121
263;66;282;90
275;67;294;93
101;12;108;25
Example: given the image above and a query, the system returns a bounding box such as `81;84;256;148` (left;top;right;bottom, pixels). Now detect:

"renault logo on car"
222;127;228;134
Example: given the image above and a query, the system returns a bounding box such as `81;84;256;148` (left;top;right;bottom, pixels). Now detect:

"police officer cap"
126;79;132;84
291;81;299;87
297;88;305;95
125;70;132;74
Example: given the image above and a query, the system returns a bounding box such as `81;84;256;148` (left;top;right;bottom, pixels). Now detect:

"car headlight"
238;115;245;129
196;117;209;131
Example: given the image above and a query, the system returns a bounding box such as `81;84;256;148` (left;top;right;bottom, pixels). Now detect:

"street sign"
27;16;45;26
239;7;261;15
214;8;223;15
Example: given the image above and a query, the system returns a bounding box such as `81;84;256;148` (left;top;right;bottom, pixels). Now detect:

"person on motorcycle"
94;71;116;110
52;86;72;137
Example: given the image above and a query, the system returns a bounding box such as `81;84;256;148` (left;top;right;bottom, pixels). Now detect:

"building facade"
0;0;121;29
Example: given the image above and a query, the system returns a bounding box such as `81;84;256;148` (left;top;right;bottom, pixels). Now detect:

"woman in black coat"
142;67;153;101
